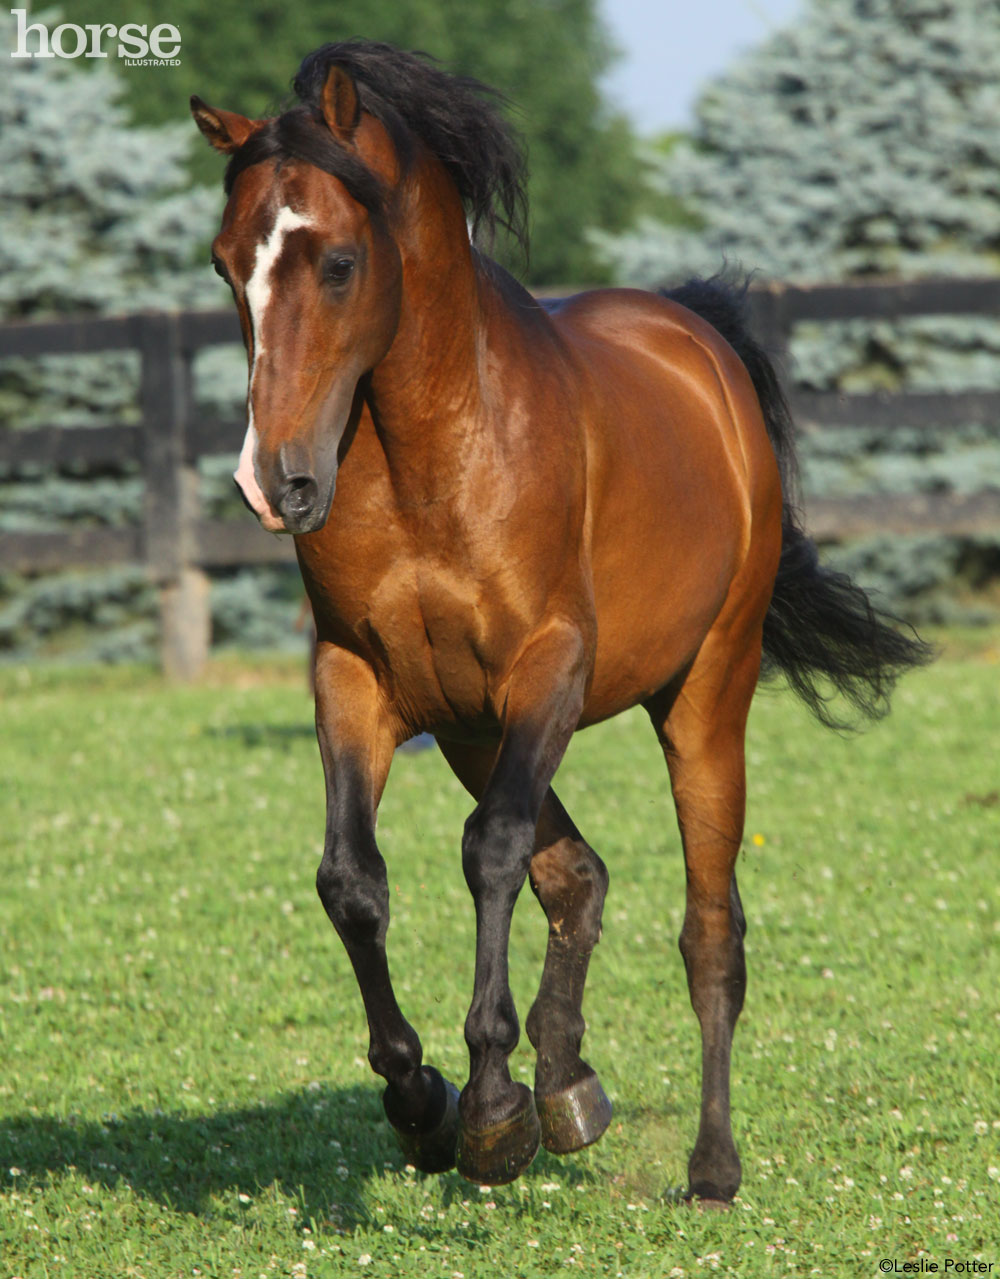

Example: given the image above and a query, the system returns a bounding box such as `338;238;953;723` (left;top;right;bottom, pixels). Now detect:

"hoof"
385;1067;460;1174
537;1071;613;1155
456;1084;540;1185
685;1178;737;1208
688;1194;732;1212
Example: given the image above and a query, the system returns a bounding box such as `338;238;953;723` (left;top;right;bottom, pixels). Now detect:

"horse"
191;40;930;1203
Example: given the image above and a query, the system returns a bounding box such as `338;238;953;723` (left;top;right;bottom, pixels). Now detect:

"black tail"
664;273;934;730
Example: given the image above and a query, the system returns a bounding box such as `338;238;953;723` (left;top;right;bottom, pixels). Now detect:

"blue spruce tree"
595;0;1000;624
0;17;256;660
596;0;1000;284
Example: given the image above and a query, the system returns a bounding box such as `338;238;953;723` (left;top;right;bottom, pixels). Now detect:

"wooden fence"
747;276;1000;542
2;277;999;677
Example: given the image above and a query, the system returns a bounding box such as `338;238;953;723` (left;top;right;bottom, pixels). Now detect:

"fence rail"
2;277;998;676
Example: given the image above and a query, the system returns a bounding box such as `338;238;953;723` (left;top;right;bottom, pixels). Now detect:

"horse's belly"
582;575;735;726
581;463;746;725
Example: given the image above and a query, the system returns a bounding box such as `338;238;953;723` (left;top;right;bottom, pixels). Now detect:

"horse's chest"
359;562;501;730
303;496;540;732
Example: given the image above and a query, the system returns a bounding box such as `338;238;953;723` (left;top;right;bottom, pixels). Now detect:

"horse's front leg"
456;620;588;1185
438;738;612;1158
313;641;459;1172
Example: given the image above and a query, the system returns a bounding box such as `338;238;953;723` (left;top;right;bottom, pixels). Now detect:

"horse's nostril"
279;473;319;520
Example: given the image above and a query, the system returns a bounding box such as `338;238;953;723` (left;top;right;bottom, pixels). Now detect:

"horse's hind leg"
314;643;459;1173
525;792;613;1153
438;743;612;1156
646;635;761;1205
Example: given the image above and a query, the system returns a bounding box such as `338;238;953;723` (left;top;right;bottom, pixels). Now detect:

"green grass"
2;639;999;1278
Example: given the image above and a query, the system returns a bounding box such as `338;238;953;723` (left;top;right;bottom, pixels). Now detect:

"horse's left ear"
320;65;362;140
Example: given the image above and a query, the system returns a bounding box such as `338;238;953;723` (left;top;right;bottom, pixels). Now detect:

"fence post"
138;312;211;681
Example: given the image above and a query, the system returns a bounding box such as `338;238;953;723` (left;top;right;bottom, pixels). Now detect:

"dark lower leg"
316;839;445;1129
436;747;610;1161
679;881;746;1201
526;822;614;1154
313;644;457;1170
455;802;542;1183
445;621;589;1182
460;803;536;1128
652;637;760;1204
434;741;537;1140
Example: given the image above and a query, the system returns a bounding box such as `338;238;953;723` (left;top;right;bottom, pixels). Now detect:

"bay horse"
191;41;929;1202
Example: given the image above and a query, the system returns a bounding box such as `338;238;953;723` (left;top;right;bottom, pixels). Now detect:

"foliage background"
44;0;645;285
3;0;1000;660
1;0;646;663
594;0;1000;625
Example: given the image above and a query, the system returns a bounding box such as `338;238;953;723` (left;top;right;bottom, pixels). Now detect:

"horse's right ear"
190;96;257;153
319;65;362;140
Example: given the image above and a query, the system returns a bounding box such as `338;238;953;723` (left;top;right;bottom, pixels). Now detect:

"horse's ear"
320;65;361;140
190;96;257;153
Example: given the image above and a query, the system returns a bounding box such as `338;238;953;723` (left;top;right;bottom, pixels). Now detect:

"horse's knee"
461;803;534;901
316;843;389;947
678;905;745;967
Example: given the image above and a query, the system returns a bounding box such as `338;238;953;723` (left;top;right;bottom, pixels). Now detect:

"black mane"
225;39;528;252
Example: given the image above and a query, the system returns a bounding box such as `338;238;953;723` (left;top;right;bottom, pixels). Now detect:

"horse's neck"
365;171;495;480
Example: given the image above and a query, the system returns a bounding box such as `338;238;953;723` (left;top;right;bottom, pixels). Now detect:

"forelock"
224;106;387;215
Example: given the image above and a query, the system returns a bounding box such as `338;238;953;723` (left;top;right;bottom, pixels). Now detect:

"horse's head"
192;66;404;534
194;43;527;534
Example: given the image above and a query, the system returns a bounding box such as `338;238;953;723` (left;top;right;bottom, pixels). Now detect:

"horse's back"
545;288;783;723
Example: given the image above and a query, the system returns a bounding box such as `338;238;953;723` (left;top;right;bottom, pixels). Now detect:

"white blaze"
233;206;312;528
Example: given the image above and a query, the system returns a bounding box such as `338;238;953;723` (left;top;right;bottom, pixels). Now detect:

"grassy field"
1;636;998;1278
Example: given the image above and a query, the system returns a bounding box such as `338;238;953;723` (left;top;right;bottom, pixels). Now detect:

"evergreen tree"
593;0;1000;626
0;20;245;660
0;7;238;428
1;8;231;433
50;0;643;283
0;10;220;322
596;0;1000;285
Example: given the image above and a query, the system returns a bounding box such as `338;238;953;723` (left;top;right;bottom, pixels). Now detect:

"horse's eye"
211;255;230;283
324;255;355;286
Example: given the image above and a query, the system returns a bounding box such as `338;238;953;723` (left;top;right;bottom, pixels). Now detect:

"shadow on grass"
203;722;315;747
0;1084;601;1226
203;725;434;753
